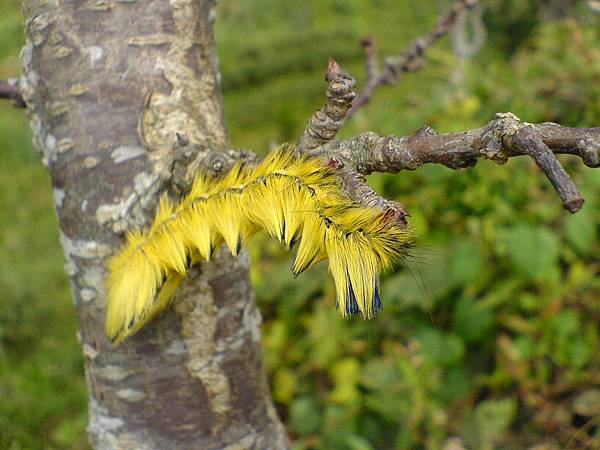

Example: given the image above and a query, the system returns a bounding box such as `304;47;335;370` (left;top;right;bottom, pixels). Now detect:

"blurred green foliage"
1;0;599;449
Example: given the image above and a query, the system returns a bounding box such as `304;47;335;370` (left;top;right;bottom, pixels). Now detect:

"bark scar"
174;267;231;433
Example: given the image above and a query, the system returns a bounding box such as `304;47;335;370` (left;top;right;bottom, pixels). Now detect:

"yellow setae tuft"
106;145;415;344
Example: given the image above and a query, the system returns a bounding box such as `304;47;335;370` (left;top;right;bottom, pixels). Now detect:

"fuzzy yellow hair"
106;145;414;344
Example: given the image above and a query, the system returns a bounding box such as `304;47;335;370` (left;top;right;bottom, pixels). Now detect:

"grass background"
1;0;599;448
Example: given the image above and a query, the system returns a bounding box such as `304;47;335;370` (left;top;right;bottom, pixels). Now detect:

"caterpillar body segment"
106;145;414;344
174;200;219;261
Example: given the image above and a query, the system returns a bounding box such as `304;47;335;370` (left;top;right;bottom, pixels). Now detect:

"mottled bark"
0;78;25;107
20;0;287;448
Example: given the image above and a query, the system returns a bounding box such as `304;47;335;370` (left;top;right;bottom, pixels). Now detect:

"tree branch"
512;125;584;212
0;78;26;107
297;58;355;152
334;162;410;224
297;60;408;224
310;113;599;213
349;0;479;116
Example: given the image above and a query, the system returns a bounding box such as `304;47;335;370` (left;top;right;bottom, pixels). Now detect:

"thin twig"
0;78;26;107
360;36;381;84
297;60;408;223
512;125;584;212
297;58;356;152
349;0;479;116
328;157;410;226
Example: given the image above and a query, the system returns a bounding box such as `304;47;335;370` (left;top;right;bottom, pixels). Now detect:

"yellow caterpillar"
106;145;414;344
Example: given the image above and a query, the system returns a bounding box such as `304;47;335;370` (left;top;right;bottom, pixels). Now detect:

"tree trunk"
20;0;287;448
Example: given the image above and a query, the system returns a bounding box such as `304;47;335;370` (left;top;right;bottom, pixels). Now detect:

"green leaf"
360;358;399;391
344;434;374;450
289;396;321;435
273;367;297;403
449;240;485;285
460;398;517;450
565;206;597;255
329;358;361;404
501;224;560;279
453;297;495;342
417;328;465;367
